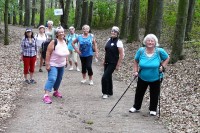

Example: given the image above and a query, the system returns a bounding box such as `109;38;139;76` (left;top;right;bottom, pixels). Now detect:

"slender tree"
19;0;23;25
39;0;45;26
4;0;9;45
74;0;82;29
31;0;36;27
13;10;17;25
127;0;140;42
114;0;121;26
24;0;30;26
63;0;71;29
185;0;195;41
8;13;11;24
120;0;129;39
88;0;93;27
170;0;189;63
81;0;89;27
59;0;65;27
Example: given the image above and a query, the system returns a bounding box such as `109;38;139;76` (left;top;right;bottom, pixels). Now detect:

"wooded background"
0;0;200;63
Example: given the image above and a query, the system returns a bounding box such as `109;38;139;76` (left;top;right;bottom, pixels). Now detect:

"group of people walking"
20;21;169;116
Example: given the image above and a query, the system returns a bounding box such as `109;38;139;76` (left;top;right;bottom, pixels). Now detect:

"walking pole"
108;76;137;116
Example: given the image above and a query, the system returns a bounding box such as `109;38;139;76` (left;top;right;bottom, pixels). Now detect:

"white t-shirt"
35;33;47;48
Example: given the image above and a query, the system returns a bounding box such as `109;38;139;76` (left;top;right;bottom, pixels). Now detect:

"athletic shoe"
81;79;87;83
129;107;139;113
39;69;43;72
30;79;37;84
102;94;108;99
89;80;94;85
69;66;73;71
24;79;30;84
43;95;52;104
53;91;62;98
150;111;157;116
76;67;80;72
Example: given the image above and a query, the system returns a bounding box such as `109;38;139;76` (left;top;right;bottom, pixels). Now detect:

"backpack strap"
54;39;57;50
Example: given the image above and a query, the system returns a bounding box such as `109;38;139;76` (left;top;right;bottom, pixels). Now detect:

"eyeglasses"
111;30;118;33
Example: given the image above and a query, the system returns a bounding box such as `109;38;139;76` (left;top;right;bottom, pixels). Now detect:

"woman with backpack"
34;25;47;72
101;26;124;99
20;28;37;84
129;34;170;116
42;27;69;104
66;26;80;71
72;24;98;85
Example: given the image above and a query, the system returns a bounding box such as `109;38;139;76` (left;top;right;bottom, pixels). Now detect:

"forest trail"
0;26;168;133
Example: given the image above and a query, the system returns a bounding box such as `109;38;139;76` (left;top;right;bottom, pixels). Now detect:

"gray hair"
82;24;90;31
143;34;159;46
47;20;53;25
55;26;64;34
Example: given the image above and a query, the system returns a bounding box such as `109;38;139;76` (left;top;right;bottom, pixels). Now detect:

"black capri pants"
80;56;93;76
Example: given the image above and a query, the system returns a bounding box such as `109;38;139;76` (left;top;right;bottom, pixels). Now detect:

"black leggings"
133;77;162;111
80;56;93;76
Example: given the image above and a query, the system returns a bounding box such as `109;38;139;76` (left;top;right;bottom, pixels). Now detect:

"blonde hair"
143;34;159;46
82;25;90;32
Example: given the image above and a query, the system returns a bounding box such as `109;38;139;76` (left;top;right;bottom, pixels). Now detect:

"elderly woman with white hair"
101;26;124;99
45;20;55;40
129;34;170;116
72;24;98;85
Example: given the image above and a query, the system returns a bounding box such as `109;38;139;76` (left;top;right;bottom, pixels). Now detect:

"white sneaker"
102;94;108;99
150;111;157;116
89;80;94;85
69;67;73;71
129;107;138;113
76;67;80;72
81;79;86;83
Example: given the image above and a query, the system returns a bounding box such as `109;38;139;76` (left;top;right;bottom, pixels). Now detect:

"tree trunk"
74;0;82;29
81;0;89;27
63;0;71;29
59;0;65;27
114;0;121;26
144;0;155;36
19;0;23;25
170;0;189;64
185;0;195;41
50;0;53;8
88;0;93;27
4;0;9;45
8;13;11;24
127;0;140;42
120;0;129;39
31;0;36;27
149;0;164;40
13;11;17;25
24;0;30;26
39;0;45;26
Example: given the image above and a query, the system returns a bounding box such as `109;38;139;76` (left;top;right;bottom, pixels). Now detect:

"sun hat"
111;26;120;33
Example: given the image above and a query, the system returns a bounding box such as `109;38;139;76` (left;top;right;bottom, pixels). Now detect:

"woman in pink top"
43;27;69;104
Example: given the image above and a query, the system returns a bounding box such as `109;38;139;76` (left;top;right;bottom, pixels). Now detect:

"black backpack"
41;39;58;59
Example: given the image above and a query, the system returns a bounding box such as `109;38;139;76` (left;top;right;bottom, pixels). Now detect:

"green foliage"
139;0;148;28
68;7;75;26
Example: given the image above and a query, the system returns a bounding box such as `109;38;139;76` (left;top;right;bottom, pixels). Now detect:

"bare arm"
116;47;124;70
92;38;98;57
72;38;81;54
45;40;54;71
133;60;139;76
160;57;170;72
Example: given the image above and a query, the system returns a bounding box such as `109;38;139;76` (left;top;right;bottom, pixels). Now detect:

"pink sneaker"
53;91;62;98
43;95;52;104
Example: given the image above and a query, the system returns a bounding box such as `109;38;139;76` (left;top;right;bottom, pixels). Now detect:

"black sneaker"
39;69;43;72
30;79;37;84
24;79;30;84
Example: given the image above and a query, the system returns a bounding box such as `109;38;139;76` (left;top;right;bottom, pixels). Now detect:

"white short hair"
69;26;75;30
143;34;159;46
47;20;53;25
82;25;90;31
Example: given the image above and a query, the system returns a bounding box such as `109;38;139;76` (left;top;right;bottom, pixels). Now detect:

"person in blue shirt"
66;26;80;71
129;34;170;116
72;25;98;85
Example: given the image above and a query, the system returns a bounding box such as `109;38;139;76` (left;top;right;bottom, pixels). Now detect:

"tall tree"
185;0;195;41
39;0;45;26
31;0;36;27
24;0;30;26
63;0;71;29
120;0;129;39
59;0;65;27
81;0;89;27
4;0;9;45
114;0;121;26
127;0;140;42
74;0;82;29
19;0;23;25
8;13;11;24
13;10;17;25
88;0;93;27
170;0;189;63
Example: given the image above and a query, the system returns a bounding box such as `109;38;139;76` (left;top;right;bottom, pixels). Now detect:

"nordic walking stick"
108;76;137;116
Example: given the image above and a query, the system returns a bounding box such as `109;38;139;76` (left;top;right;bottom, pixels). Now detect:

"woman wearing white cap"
35;25;47;72
101;26;124;99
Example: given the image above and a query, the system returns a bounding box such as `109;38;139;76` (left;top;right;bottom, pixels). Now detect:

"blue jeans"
44;66;64;92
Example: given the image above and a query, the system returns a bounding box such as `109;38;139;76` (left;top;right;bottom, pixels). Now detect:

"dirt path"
3;60;168;133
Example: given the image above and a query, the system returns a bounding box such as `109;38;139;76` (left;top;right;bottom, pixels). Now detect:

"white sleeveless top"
50;40;69;67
